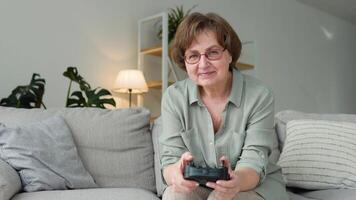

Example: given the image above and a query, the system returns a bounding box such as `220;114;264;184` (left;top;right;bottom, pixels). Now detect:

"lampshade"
113;69;148;94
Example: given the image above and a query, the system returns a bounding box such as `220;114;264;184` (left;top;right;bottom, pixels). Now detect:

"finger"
180;152;194;168
172;177;198;193
220;156;235;181
182;152;193;161
206;181;217;189
181;179;199;188
207;180;238;192
220;156;233;173
216;179;236;189
206;182;229;193
206;182;231;192
179;181;199;193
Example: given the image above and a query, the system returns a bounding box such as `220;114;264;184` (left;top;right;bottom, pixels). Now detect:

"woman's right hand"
167;152;199;193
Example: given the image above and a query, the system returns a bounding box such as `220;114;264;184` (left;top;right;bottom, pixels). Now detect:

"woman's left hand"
206;156;240;200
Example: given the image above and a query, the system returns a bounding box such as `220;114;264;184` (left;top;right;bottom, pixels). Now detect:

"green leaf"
63;66;91;91
156;4;198;43
85;88;116;109
64;67;116;109
67;91;87;107
0;73;46;108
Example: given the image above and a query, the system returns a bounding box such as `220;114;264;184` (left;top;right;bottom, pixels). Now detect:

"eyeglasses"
184;48;226;64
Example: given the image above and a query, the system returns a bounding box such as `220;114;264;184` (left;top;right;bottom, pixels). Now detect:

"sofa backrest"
275;110;356;151
0;107;156;193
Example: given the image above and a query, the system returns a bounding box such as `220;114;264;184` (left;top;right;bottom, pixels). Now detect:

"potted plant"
0;73;46;109
0;67;116;109
157;5;197;43
63;66;116;108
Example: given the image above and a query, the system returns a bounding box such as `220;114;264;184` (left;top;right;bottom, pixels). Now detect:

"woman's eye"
208;50;219;56
188;54;199;59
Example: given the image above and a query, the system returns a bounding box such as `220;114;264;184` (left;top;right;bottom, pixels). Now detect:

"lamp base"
128;89;132;108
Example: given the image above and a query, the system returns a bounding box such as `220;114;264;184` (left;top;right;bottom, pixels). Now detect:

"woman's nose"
198;54;209;68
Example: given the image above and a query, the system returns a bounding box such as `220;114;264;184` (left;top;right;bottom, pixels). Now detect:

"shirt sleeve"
235;88;275;184
159;87;188;171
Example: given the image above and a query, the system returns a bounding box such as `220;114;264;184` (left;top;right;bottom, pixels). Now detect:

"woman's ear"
226;50;233;63
228;55;232;64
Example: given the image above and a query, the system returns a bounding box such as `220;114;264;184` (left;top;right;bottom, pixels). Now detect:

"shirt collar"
187;79;203;106
229;68;244;107
187;68;244;107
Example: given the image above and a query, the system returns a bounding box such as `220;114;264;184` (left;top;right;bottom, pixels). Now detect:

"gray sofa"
1;107;355;200
0;107;160;200
275;110;356;200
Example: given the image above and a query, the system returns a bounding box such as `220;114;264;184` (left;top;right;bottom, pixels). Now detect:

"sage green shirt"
159;69;288;200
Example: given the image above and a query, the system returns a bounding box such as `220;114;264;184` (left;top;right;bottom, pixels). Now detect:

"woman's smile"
198;71;216;79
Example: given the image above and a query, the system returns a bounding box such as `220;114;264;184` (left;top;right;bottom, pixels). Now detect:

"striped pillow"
277;119;356;189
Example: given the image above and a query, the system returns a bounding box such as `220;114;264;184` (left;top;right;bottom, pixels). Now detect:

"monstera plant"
63;67;116;108
0;73;46;109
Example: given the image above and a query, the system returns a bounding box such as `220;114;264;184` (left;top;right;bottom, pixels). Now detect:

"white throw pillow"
277;119;356;190
0;115;97;192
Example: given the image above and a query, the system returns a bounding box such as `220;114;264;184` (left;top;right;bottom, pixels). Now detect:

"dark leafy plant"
0;73;46;109
63;67;90;105
63;66;115;108
157;5;197;43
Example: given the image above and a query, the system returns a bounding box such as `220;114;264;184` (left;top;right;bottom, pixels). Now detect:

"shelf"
140;46;164;57
138;12;169;118
140;46;254;70
147;80;174;89
236;62;254;70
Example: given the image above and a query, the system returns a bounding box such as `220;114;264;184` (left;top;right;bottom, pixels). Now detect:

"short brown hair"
171;12;242;71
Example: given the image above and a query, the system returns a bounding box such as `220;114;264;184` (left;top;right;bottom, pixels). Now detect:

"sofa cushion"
278;119;356;190
301;189;356;200
151;117;167;197
11;188;160;200
0;107;156;193
0;115;97;192
0;158;21;200
275;110;356;151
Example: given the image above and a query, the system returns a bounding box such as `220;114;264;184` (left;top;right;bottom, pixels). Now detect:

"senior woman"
159;12;288;200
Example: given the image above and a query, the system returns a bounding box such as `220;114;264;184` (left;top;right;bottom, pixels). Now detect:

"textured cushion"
0;107;156;193
151;117;167;197
277;119;356;189
275;110;356;151
11;188;160;200
0;158;21;200
0;116;97;192
301;189;356;200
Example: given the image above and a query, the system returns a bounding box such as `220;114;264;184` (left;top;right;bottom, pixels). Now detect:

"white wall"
0;0;355;113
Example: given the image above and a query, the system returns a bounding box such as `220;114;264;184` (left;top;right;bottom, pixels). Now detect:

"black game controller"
183;162;230;186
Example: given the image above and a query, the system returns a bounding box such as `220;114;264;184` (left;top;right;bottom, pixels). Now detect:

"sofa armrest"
0;158;21;200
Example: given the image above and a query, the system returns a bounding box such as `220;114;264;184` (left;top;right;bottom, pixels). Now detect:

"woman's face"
184;30;232;88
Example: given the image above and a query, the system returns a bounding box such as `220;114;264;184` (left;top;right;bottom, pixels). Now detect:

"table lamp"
113;69;148;107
